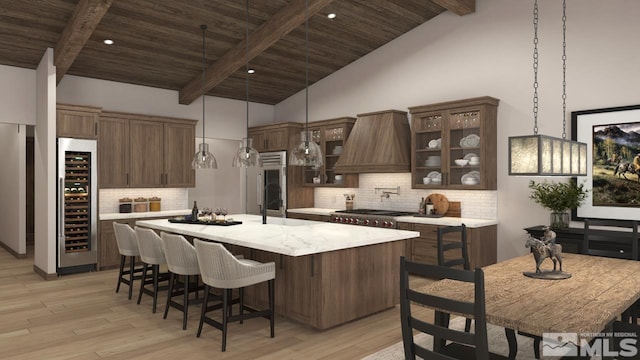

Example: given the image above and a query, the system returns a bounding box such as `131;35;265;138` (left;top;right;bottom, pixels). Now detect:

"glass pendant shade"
290;131;323;168
232;137;260;167
192;142;217;169
508;134;587;176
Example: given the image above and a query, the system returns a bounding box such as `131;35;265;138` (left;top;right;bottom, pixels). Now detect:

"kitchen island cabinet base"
225;239;407;330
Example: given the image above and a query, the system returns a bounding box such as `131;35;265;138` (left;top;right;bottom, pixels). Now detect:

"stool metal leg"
269;279;275;338
182;275;189;330
152;264;159;313
116;255;126;293
137;263;148;305
127;256;135;300
222;289;229;352
164;272;175;319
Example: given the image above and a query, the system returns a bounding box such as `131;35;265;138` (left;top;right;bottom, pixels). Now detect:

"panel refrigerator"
246;151;287;217
57;138;98;274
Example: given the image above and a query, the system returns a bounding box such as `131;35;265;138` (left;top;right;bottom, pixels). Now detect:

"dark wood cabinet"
286;213;330;222
398;222;497;270
57;103;101;139
303;117;358;187
99;111;196;188
409;97;499;190
248;123;299;152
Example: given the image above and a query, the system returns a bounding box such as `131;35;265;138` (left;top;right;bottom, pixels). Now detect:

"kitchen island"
137;214;419;330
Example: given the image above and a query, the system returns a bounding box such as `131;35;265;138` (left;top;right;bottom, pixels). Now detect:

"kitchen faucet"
262;182;282;224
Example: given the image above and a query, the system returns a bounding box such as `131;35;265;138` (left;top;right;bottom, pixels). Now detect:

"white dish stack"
424;155;441;167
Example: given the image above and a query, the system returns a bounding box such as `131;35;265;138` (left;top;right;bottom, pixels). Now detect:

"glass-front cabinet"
302;117;358;187
409;97;499;190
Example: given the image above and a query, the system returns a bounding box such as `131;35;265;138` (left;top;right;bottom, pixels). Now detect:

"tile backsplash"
99;188;189;214
313;173;497;220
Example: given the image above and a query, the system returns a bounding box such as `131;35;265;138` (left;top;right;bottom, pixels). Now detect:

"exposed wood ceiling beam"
54;0;114;84
431;0;475;16
179;0;337;105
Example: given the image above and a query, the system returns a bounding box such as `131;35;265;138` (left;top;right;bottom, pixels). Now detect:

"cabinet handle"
310;255;315;277
165;173;169;185
94;122;98;137
126;173;129;185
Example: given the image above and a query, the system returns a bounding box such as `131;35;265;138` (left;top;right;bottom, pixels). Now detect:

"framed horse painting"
572;103;640;223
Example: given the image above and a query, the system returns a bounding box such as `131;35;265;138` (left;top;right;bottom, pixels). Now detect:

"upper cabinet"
303;117;358;187
57;104;101;139
248;123;297;152
99;111;196;188
409;97;499;190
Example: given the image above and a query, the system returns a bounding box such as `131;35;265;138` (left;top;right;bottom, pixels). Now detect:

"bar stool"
113;222;145;300
135;226;170;313
193;239;275;352
160;232;203;330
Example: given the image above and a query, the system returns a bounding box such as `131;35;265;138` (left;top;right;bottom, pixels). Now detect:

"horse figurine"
525;235;563;274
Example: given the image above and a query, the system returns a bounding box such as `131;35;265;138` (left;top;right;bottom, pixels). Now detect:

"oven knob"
383;221;389;227
342;217;348;223
374;220;380;226
355;219;360;224
350;218;356;224
364;219;370;225
336;217;342;223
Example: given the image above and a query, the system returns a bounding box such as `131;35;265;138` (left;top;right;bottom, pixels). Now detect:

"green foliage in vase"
528;180;588;212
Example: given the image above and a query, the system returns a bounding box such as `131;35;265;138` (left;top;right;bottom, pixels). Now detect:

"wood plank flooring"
0;246;433;359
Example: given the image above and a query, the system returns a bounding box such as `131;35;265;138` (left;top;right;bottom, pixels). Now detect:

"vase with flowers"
528;180;588;229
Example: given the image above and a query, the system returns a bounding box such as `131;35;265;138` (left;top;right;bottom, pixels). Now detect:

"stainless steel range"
330;209;417;228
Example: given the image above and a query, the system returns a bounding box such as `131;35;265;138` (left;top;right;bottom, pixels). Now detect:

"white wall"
0;124;26;254
275;0;640;261
0;65;36;125
34;48;57;275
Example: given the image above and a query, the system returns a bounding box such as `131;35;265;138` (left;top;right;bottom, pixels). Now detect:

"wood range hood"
334;110;411;173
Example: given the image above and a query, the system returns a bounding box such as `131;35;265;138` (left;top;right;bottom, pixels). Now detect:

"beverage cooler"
57;138;97;274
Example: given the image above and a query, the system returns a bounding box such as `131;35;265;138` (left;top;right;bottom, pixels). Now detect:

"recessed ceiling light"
247;69;255;74
103;39;114;45
327;13;336;19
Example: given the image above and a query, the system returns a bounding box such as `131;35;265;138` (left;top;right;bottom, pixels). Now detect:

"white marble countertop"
100;209;189;220
136;214;420;256
286;208;496;228
286;208;339;216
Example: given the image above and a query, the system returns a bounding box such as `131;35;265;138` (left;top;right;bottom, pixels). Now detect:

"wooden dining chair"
583;219;639;260
437;224;472;334
399;256;508;360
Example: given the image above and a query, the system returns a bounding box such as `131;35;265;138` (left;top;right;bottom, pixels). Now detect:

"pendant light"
192;24;217;169
508;0;586;176
289;0;323;168
232;0;260;168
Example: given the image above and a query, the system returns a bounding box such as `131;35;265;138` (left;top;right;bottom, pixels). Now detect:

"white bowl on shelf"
454;159;469;166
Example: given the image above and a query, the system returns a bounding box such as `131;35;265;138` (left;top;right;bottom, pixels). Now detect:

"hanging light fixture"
289;0;323;168
232;0;260;168
192;24;217;170
508;0;586;176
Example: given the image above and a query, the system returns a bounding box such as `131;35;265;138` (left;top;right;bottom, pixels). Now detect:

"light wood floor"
0;246;434;359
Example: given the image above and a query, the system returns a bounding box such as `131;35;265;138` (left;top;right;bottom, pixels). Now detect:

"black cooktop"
333;209;417;216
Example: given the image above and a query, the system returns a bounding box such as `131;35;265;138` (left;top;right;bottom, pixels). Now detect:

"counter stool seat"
161;232;205;330
194;239;275;352
135;226;170;313
113;222;146;300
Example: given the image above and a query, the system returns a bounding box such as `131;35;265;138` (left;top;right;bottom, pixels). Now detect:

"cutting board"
426;193;449;215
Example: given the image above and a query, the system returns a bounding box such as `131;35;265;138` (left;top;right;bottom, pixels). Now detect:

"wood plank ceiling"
0;0;475;105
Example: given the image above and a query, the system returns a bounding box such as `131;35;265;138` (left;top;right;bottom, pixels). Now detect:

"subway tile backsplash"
313;173;497;220
99;188;189;214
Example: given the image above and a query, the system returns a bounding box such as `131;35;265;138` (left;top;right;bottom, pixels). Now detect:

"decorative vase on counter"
550;211;570;230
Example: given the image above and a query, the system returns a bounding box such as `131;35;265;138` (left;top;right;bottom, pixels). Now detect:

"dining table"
417;252;640;358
